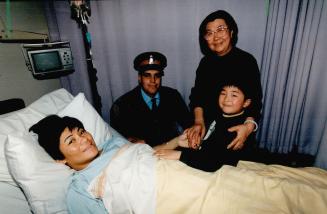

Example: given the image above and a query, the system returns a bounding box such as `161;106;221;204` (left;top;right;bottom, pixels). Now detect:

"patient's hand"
177;131;190;148
185;124;205;149
154;149;181;160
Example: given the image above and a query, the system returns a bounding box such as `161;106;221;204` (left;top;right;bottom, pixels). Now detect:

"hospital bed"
1;89;327;214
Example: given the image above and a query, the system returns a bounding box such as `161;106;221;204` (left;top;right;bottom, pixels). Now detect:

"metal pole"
70;0;102;114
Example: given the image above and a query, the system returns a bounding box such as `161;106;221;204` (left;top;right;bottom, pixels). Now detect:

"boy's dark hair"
219;78;252;100
199;10;239;55
29;115;84;160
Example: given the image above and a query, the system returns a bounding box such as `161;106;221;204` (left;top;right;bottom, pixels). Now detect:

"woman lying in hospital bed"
30;114;327;214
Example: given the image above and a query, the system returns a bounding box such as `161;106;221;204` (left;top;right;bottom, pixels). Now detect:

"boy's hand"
154;149;181;160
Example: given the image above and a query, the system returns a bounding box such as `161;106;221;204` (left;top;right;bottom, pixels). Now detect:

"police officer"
110;51;192;147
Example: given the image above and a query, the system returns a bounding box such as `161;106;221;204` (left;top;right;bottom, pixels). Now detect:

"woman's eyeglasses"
204;25;229;40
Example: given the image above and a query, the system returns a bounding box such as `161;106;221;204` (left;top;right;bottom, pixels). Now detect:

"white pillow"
58;92;114;145
5;92;116;214
0;88;73;186
5;132;73;214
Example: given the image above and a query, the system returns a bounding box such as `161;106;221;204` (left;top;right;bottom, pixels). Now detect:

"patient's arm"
153;133;189;160
153;132;189;151
153;137;178;151
154;149;182;160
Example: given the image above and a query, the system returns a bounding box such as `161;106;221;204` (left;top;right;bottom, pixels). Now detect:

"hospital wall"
0;1;61;105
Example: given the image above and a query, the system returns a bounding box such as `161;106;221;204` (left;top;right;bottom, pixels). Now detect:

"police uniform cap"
134;52;167;74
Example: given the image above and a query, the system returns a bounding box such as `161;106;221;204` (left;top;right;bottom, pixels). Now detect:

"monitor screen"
31;51;62;74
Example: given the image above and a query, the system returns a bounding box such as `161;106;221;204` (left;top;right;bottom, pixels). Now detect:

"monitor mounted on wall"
21;41;74;79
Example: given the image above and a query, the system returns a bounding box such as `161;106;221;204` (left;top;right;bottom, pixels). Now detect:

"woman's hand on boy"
227;123;252;150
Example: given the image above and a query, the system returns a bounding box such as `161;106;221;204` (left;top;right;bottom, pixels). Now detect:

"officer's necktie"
151;98;157;112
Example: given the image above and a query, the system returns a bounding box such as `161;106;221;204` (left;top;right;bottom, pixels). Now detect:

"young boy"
154;79;258;171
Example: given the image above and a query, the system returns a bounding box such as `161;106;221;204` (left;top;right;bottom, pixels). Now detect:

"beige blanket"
88;143;327;214
156;160;327;214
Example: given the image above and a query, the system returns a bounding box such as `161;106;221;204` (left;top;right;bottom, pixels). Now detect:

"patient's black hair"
29;115;84;160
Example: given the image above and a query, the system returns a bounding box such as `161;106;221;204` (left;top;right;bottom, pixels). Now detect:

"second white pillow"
58;93;113;145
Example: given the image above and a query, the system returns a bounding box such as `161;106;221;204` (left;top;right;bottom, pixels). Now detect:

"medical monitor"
22;41;74;79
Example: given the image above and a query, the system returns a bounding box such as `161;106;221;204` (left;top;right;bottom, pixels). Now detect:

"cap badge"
149;55;154;64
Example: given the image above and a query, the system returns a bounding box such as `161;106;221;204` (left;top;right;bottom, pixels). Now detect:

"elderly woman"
30;115;327;214
187;10;263;151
